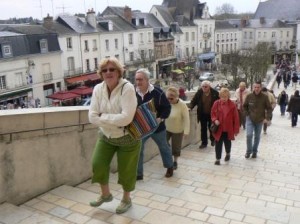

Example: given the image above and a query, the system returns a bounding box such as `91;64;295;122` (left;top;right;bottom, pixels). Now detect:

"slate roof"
215;20;238;30
0;24;60;58
98;15;136;32
254;0;300;21
153;5;175;25
227;18;293;29
56;15;97;34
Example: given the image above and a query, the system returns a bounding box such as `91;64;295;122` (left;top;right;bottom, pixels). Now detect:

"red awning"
69;86;93;96
65;73;100;84
46;91;80;101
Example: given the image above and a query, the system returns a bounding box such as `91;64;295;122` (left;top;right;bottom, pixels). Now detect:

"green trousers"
91;137;141;192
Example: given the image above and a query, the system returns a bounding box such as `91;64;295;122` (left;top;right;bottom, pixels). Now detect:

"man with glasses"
135;68;174;180
190;81;219;149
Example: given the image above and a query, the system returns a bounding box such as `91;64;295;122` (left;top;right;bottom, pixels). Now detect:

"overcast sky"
0;0;261;20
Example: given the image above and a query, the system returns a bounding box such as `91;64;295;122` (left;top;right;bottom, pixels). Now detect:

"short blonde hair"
166;86;179;98
97;57;124;79
239;82;246;88
219;87;230;98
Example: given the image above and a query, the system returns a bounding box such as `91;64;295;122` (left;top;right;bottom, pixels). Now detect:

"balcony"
43;72;53;82
64;68;83;78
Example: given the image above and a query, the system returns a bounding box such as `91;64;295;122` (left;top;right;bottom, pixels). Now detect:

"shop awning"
171;69;184;74
0;87;32;102
65;73;100;84
69;86;93;96
46;91;80;101
198;52;215;60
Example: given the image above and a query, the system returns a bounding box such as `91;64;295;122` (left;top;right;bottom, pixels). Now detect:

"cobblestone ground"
1;78;300;224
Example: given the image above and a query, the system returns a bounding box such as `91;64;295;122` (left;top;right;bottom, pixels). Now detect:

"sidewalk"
1;81;300;224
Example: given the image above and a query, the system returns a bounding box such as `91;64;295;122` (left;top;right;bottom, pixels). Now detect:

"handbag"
126;100;159;140
210;123;219;133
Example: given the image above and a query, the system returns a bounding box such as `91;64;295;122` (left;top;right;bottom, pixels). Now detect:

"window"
192;47;195;55
217;44;219;53
93;39;97;50
114;39;118;49
67;37;72;49
280;31;283;38
264;32;267;38
140;50;145;59
0;75;7;89
148;49;153;58
258;32;261;38
186;48;189;57
200;42;202;48
94;58;98;70
217;34;219;40
234;43;237;51
105;40;109;51
140;33;144;44
204;25;207;33
279;42;282;49
129;34;133;45
185;32;189;42
86;59;90;72
272;32;276;38
40;39;48;53
115;54;119;59
167;44;173;55
67;57;75;71
148;32;152;43
84;40;89;51
15;72;23;87
249;32;253;39
129;52;134;61
1;44;12;58
244;31;247;39
192;32;195;41
199;27;202;34
287;31;290;37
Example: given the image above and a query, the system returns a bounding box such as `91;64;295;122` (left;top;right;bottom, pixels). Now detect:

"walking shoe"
224;154;230;161
245;153;251;159
211;141;215;147
251;153;257;158
90;194;113;207
116;199;132;214
199;144;207;149
214;160;220;165
136;175;143;181
173;161;178;170
165;167;173;178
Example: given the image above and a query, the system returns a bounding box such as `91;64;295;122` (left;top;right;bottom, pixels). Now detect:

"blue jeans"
246;116;263;154
280;104;286;115
137;129;173;176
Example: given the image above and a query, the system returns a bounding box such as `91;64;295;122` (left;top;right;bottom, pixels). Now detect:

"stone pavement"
1;82;300;224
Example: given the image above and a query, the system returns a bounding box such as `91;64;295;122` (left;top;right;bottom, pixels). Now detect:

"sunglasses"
101;68;116;73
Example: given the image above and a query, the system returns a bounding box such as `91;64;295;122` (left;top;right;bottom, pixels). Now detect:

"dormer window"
40;39;48;53
1;44;12;58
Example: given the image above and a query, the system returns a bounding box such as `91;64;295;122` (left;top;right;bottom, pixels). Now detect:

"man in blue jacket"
135;68;174;180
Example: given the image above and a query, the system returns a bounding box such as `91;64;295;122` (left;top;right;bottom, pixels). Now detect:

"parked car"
199;72;214;82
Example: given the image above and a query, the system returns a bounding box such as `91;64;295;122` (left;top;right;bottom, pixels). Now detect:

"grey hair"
136;68;151;80
201;80;211;87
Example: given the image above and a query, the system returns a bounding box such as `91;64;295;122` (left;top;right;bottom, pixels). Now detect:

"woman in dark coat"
277;90;288;116
211;88;240;165
287;90;300;127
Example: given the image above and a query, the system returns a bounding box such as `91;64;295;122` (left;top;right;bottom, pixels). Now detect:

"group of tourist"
87;57;300;215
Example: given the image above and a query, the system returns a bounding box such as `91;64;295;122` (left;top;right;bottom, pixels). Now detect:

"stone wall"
0;106;200;205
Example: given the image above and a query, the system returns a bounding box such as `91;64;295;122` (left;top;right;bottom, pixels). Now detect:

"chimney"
43;14;53;29
86;8;96;28
260;17;265;24
124;6;132;22
240;18;247;28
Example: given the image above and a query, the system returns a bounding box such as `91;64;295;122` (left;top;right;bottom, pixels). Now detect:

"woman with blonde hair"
165;86;190;170
211;88;240;165
88;57;141;214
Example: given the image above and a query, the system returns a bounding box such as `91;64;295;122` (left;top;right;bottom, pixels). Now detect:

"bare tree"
215;3;235;15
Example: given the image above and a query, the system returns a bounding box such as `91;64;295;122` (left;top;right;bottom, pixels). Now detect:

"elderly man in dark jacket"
190;80;219;149
243;81;272;159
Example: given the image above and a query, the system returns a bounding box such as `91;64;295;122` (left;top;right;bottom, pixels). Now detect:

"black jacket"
189;87;219;122
287;95;300;114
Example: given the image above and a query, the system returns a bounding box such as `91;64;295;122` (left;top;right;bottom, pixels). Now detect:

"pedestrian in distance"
291;72;298;90
88;57;141;214
211;88;240;165
234;82;250;130
243;81;272;159
276;73;282;88
277;90;289;116
165;86;190;170
287;90;300;127
189;80;219;149
135;68;174;180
